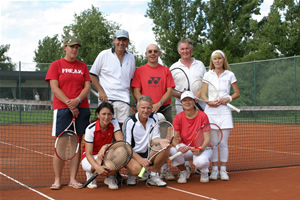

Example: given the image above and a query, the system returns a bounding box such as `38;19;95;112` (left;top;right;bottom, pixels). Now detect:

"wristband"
76;97;81;103
159;101;163;105
228;96;232;102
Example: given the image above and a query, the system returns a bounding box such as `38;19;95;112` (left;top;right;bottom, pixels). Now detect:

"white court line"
230;145;300;156
0;172;55;200
167;186;218;200
0;141;53;157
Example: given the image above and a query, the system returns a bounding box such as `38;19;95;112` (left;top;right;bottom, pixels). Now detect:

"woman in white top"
202;50;240;181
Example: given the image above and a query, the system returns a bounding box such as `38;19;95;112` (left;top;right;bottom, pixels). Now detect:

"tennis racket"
138;120;175;178
191;78;240;113
82;140;133;188
54;118;80;161
90;89;136;115
171;67;190;93
169;123;223;160
170;68;203;111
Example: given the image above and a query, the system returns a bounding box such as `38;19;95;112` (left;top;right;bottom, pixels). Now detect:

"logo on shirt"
62;68;83;74
148;77;161;84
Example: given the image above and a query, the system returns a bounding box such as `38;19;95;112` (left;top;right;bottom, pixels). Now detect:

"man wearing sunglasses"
131;44;175;123
131;44;176;181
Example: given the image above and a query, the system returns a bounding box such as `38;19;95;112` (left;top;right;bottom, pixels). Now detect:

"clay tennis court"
1;120;299;199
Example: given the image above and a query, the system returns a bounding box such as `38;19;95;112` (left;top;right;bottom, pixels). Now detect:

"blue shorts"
52;108;90;137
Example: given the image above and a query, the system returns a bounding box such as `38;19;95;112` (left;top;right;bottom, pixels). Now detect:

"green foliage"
62;5;120;66
33;34;62;71
146;0;207;67
0;44;16;71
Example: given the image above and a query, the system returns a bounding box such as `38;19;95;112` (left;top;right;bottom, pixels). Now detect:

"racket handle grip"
82;173;98;188
138;167;146;178
226;103;240;113
169;151;182;161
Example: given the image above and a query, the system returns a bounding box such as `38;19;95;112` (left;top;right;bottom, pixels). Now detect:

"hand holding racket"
82;140;133;188
169;123;223;160
138;120;175;178
54;118;80;161
191;79;240;113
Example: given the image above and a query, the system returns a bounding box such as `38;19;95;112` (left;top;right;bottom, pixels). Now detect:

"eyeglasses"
147;49;159;54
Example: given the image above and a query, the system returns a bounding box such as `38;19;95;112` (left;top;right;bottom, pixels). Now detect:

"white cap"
180;91;195;101
156;113;166;121
115;29;129;39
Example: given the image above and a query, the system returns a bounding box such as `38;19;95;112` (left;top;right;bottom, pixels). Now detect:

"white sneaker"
160;168;175;181
220;169;229;181
209;169;219;180
86;172;97;189
147;173;167;187
127;174;136;186
200;173;209;183
185;165;191;179
104;176;119;190
139;169;150;181
177;171;187;184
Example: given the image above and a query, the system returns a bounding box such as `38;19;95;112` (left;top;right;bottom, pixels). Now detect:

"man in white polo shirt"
122;95;169;187
89;29;136;126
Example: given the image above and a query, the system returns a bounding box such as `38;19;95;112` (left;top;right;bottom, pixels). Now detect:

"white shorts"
169;145;212;173
111;101;130;123
81;155;98;172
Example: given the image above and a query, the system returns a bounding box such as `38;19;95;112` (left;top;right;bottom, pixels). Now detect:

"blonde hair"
209;50;232;71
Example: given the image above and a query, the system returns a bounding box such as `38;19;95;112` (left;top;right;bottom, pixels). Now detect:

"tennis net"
1;99;299;189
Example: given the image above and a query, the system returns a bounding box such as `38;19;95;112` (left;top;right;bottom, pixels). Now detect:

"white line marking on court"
230;145;300;156
167;186;218;200
0;172;55;200
0;141;53;157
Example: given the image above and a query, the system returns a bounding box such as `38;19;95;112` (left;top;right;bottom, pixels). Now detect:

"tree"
0;44;16;71
272;0;300;56
33;34;62;71
146;0;207;67
204;0;263;63
62;5;120;66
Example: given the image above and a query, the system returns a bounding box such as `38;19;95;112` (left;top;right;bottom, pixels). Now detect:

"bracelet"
159;101;163;105
76;97;81;103
228;96;232;102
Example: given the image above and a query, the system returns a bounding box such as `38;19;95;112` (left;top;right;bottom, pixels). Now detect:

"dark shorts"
137;150;154;166
52;108;90;137
158;104;172;123
137;151;148;159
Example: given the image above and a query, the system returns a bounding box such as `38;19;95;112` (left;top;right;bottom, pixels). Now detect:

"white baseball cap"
114;29;129;39
180;91;195;101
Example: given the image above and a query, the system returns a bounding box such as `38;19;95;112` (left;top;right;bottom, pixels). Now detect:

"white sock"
150;171;158;177
185;161;190;167
161;163;167;171
220;166;226;171
212;166;218;171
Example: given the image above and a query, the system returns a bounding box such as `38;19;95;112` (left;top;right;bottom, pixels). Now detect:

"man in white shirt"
89;29;136;125
122;95;169;187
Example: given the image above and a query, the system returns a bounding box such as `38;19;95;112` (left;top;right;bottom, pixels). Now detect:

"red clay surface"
1;166;299;200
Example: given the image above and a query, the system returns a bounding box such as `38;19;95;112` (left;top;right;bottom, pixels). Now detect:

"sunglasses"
147;49;159;54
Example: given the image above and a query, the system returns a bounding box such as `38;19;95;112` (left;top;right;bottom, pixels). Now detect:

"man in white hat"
90;29;136;127
169;91;212;184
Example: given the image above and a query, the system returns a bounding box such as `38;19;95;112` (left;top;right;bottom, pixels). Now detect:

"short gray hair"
177;38;194;51
137;95;153;106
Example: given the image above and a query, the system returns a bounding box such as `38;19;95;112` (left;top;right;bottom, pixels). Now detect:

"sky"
1;0;274;71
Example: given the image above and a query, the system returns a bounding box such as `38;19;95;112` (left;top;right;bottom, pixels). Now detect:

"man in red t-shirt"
131;44;175;123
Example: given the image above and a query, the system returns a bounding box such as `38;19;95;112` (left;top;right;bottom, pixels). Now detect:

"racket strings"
56;132;78;160
103;143;132;171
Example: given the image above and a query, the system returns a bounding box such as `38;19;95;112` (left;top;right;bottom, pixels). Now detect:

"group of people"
45;29;240;190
